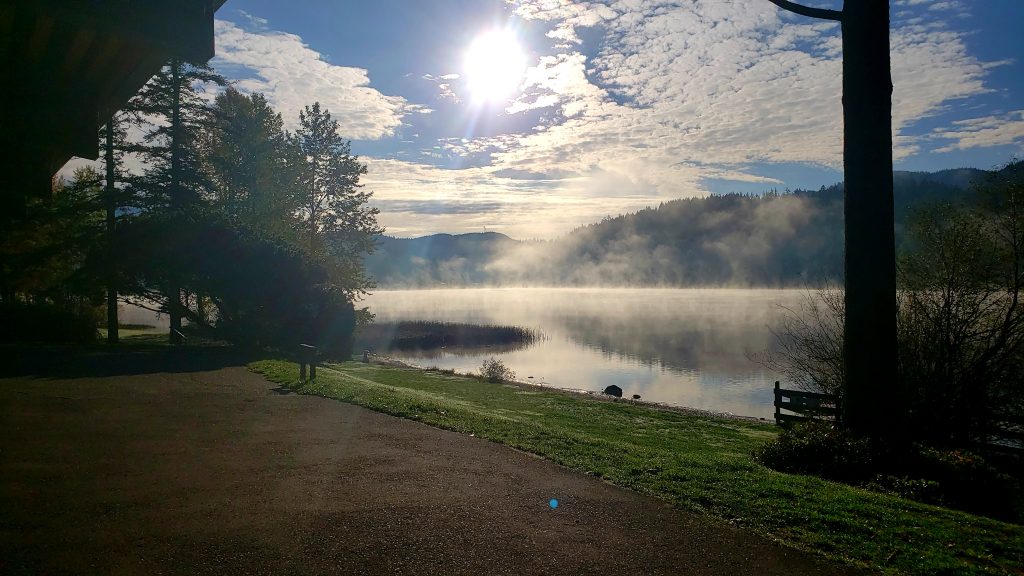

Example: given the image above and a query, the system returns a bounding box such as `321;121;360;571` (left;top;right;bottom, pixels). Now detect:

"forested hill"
365;168;987;287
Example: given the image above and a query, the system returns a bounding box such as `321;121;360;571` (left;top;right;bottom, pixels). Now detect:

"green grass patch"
99;327;163;341
250;359;1024;575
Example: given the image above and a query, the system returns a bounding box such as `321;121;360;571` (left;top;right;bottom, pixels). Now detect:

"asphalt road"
0;350;859;575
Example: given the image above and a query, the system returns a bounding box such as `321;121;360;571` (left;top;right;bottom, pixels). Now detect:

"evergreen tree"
131;59;225;211
98;111;136;344
295;102;381;296
0;168;105;304
129;59;224;343
207;87;301;238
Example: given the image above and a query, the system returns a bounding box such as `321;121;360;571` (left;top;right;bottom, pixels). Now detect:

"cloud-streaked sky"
133;1;1024;238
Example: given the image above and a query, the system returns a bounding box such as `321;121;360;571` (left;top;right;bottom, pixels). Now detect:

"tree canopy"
0;62;380;358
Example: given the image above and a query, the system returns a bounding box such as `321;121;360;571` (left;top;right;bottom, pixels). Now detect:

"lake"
361;288;808;419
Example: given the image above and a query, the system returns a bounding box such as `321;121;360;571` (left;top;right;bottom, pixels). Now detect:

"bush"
114;214;356;358
756;423;1024;522
759;163;1024;445
754;422;877;482
910;447;1022;521
0;302;99;344
480;358;515;383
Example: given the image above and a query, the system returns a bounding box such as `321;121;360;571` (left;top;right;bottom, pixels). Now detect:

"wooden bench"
773;381;838;426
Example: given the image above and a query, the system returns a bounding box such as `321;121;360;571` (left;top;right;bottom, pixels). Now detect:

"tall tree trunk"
839;0;903;440
169;60;184;345
765;0;904;440
104;118;119;345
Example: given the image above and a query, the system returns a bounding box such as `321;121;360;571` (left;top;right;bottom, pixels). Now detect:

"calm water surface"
362;288;806;419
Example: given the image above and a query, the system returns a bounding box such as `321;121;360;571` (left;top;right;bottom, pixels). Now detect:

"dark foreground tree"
116;214;356;357
0;169;106;342
765;0;901;439
99;111;136;345
130;59;225;343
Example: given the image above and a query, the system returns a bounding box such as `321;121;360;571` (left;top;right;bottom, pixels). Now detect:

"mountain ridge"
364;168;990;287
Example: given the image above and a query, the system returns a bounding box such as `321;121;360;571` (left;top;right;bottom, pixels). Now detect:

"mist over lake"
362;288;804;419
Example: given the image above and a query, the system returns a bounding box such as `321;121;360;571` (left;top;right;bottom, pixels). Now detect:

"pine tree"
98;111;135;344
129;59;225;343
295;102;381;296
207;87;301;238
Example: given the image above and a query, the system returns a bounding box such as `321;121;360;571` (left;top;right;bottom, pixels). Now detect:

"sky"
86;1;1024;239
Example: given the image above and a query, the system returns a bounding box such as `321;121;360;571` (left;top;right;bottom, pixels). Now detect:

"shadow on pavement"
0;344;264;379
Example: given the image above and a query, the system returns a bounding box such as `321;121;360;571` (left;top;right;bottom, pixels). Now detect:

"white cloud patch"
212;19;417;140
194;5;1016;239
467;0;1009;199
929;110;1024;153
422;73;461;103
362;158;665;239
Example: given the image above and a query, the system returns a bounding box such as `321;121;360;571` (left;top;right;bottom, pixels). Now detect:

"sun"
463;29;527;103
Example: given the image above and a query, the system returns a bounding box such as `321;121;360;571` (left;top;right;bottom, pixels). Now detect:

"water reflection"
362;288;803;418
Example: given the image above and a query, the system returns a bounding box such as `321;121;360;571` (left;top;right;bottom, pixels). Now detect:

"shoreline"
364;353;771;425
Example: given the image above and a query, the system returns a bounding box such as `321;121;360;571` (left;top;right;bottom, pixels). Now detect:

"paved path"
0;356;859;575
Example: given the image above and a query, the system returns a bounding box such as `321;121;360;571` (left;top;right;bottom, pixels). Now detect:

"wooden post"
299;344;317;382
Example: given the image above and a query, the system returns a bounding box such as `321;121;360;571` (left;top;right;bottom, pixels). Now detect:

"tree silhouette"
99;112;135;345
295;103;370;253
130;59;225;344
765;0;902;439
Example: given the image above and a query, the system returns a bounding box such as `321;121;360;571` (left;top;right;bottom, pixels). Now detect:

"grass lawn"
251;359;1023;575
98;327;163;341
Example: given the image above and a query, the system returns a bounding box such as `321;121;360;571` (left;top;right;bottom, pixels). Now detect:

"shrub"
759;163;1024;445
911;447;1022;521
756;423;1024;522
114;214;356;358
0;302;99;344
480;358;515;383
754;422;878;483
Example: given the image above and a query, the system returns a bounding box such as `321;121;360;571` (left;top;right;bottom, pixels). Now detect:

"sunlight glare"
463;29;527;103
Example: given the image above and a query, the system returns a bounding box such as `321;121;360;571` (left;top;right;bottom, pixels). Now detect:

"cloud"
212;19;419;140
235;10;268;29
374;199;506;216
177;4;1016;240
422;73;461;103
929;110;1024;153
472;0;1009;197
362;158;663;239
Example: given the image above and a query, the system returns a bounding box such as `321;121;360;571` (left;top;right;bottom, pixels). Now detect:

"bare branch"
765;0;843;21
